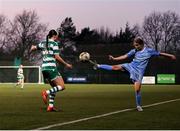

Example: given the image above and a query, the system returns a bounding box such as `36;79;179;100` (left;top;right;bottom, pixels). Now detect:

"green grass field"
0;84;180;130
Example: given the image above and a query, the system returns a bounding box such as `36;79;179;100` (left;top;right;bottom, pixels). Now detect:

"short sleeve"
126;49;136;58
37;42;44;50
148;48;160;56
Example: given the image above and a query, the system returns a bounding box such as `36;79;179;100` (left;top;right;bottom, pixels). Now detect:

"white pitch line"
33;98;180;130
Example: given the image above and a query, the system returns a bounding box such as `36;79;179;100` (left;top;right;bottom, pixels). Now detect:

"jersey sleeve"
126;49;136;58
53;42;59;55
148;48;160;56
37;42;44;50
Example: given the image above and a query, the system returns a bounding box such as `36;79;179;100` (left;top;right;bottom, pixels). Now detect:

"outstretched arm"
159;52;176;60
109;54;128;61
54;54;72;69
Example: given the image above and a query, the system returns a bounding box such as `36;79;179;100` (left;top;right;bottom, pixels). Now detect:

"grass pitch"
0;84;180;130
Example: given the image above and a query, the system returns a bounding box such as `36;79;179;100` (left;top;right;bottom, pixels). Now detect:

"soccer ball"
79;52;90;61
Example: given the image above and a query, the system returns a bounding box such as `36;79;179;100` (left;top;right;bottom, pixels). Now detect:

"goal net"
0;66;43;84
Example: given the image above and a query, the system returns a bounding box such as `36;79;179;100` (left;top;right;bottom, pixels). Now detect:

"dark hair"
46;29;58;49
134;37;144;45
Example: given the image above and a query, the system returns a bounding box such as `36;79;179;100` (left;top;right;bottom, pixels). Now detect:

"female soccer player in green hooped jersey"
30;29;72;112
93;37;176;111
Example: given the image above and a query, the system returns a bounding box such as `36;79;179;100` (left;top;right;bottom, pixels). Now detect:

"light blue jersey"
121;47;160;83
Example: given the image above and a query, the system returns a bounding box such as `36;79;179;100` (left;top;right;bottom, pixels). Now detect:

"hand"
65;63;73;69
170;55;176;60
109;55;114;61
30;45;37;52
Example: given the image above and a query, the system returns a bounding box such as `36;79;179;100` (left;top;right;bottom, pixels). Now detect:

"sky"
0;0;180;33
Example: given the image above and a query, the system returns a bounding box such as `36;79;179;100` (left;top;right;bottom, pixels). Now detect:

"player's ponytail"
46;34;49;50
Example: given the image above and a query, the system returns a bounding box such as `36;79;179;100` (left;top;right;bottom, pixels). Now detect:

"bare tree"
161;11;180;52
142;12;162;50
142;11;180;53
7;10;47;61
173;25;180;53
0;15;10;53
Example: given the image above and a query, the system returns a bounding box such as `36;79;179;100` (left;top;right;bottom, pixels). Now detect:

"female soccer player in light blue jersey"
30;29;72;112
94;37;176;111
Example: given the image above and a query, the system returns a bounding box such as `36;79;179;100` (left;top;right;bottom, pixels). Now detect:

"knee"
135;89;141;93
57;85;65;90
112;65;122;70
134;82;141;91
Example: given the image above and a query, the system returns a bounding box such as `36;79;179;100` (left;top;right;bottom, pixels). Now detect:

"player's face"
53;35;58;41
133;42;143;51
20;65;23;68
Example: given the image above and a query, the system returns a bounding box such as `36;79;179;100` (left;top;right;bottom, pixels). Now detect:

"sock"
46;85;63;95
135;91;141;106
98;64;112;70
21;82;24;89
49;93;56;107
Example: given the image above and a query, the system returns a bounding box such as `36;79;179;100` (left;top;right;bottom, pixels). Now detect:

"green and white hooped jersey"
37;39;59;71
17;68;24;79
